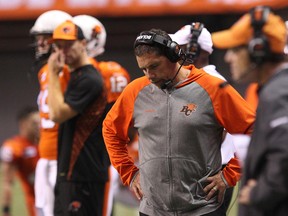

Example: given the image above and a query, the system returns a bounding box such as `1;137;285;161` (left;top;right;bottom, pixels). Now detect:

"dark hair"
16;106;38;122
75;24;85;40
134;28;172;58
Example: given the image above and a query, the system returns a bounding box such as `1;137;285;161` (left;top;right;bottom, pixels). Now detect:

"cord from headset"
160;56;187;89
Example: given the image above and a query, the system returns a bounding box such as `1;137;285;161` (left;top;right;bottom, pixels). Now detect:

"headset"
134;31;185;63
248;6;271;64
186;22;204;62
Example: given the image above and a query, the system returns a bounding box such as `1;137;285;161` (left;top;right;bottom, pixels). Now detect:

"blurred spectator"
48;20;109;216
30;10;72;216
212;11;261;165
1;106;40;216
213;5;288;215
72;14;133;216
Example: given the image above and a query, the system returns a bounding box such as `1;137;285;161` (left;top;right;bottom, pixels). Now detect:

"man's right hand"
48;48;64;75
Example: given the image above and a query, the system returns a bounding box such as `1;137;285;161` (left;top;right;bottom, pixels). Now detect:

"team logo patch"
92;25;101;39
180;103;197;116
68;201;82;212
62;26;72;34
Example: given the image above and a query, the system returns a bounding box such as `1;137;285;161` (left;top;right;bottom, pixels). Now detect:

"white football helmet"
73;15;107;57
30;10;72;61
30;10;72;35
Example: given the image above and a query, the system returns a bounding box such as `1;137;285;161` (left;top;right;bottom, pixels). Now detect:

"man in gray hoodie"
103;28;255;216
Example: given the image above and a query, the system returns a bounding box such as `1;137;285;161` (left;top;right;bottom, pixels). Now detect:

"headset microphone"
160;79;173;90
160;58;186;89
160;68;180;89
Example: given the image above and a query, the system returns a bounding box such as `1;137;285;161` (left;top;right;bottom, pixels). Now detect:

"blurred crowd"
1;5;288;216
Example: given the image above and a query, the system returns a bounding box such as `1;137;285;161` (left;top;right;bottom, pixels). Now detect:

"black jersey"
57;64;109;182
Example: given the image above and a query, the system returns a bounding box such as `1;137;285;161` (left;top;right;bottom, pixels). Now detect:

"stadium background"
0;1;287;215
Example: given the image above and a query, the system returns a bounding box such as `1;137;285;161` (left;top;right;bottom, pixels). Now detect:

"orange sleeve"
245;83;259;112
217;84;255;134
103;77;149;186
222;156;241;187
221;83;256;186
196;72;255;135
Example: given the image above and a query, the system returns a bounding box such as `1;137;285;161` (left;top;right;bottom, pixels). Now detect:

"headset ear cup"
166;41;182;63
249;6;271;64
185;22;204;63
186;42;201;62
248;35;270;64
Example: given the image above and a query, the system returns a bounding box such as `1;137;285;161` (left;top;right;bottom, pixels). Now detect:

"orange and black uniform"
90;58;131;215
35;64;70;215
90;58;130;105
37;64;70;159
54;65;109;216
1;136;39;216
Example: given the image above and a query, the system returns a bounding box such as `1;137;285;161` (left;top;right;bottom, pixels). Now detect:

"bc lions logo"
180;103;197;116
62;26;72;34
68;201;81;212
92;25;101;38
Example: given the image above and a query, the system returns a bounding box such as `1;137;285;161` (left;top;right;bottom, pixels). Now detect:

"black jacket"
239;67;288;216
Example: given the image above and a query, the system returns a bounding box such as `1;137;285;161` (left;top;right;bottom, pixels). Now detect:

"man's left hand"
204;171;227;202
